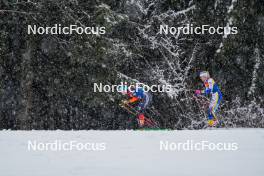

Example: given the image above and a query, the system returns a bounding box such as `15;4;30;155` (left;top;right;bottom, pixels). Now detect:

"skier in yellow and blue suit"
195;71;223;127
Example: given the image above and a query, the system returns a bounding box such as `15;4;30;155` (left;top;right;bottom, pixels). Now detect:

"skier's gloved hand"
135;106;142;111
195;90;201;95
122;100;128;104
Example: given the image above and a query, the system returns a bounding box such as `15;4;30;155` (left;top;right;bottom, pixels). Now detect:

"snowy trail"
0;129;264;176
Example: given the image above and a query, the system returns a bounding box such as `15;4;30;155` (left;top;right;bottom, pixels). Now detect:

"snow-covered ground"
0;129;264;176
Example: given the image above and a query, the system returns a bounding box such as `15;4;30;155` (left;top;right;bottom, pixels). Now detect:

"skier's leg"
208;93;219;126
212;93;222;118
136;93;152;127
138;113;145;127
213;95;223;126
208;110;214;126
137;102;146;127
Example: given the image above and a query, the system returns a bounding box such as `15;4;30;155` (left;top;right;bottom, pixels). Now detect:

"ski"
119;102;159;128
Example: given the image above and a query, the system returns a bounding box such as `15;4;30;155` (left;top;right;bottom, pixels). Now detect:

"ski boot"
138;114;145;127
208;118;219;127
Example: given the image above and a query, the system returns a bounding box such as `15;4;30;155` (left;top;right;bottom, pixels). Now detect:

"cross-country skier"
121;85;152;127
195;71;223;127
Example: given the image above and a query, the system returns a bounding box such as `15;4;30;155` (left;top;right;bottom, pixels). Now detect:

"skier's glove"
121;100;128;104
195;90;201;95
135;106;142;111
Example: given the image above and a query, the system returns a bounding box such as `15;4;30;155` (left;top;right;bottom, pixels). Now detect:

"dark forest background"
0;0;263;129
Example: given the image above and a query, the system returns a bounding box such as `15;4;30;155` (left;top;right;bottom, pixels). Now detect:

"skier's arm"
120;90;139;103
128;97;139;103
122;96;139;105
195;89;209;96
201;89;211;95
